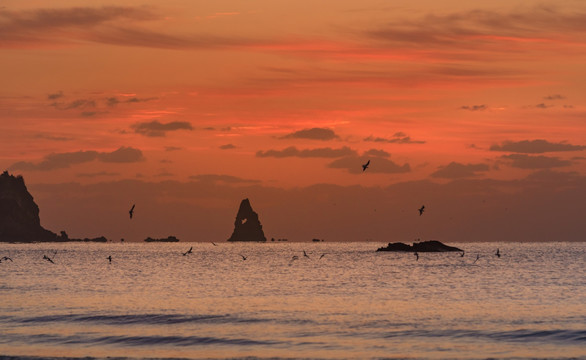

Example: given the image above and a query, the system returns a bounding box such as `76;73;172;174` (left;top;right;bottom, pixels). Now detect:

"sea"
0;242;585;360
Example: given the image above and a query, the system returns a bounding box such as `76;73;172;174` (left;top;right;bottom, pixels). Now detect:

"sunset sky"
1;0;585;242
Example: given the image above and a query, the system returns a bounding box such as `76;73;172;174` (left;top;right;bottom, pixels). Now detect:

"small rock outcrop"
227;198;266;242
144;236;180;242
377;240;462;252
0;171;57;242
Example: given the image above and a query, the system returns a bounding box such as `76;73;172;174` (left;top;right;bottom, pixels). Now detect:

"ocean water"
0;242;585;360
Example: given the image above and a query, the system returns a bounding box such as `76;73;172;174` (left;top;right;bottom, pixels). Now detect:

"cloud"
501;154;572;169
461;105;487;111
490;139;586;153
328;155;410;174
9;147;144;171
534;103;551;109
544;94;565;100
77;171;120;178
366;6;586;49
280;128;339;141
51;99;96;110
364;132;425;144
97;146;144;163
164;146;183;152
33;133;74;141
219;144;236;150
106;96;157;106
430;162;489;179
47;91;63;100
189;174;260;184
131;120;193;137
364;149;390;157
256;146;356;158
0;6;248;49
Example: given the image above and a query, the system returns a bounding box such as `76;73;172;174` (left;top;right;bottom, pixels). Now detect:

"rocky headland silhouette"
0;171;109;243
376;240;463;252
227;198;267;242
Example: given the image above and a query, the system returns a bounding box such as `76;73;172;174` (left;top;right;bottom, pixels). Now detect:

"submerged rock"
227;198;266;242
377;240;462;252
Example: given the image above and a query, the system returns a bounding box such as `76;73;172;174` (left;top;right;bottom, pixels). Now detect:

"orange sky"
1;1;585;242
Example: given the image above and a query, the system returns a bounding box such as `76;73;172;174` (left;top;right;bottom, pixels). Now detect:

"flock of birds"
0;160;503;266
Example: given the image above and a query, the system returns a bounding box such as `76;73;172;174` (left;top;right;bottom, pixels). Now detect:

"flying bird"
1;256;12;262
303;250;310;259
460;251;465;257
496;248;501;258
319;253;326;259
183;247;193;256
107;255;112;263
129;204;135;219
414;252;419;261
362;160;370;172
418;205;425;216
211;242;218;246
43;255;55;264
473;254;481;264
239;254;247;261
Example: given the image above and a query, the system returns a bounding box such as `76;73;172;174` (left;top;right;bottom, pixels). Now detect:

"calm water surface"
0;242;585;359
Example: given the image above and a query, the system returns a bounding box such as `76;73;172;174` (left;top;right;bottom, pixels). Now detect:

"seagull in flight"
129;204;135;219
303;250;310;259
414;252;419;261
460;251;465;257
495;248;501;258
107;255;112;263
1;256;12;262
183;247;193;256
43;255;55;264
239;254;247;261
319;253;326;259
473;254;481;264
418;205;425;216
362;160;370;172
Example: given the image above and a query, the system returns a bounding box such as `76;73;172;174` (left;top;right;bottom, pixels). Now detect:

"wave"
381;328;586;344
8;313;269;326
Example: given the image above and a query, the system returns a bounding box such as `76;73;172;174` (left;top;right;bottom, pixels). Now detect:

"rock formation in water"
376;240;463;252
0;171;58;242
227;198;267;242
0;171;109;242
144;235;180;242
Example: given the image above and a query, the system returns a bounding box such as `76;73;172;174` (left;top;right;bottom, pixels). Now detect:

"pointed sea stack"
227;198;267;242
0;171;57;242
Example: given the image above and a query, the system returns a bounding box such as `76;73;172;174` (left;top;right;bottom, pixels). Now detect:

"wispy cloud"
490;140;586;153
9;147;144;171
430;162;489;179
256;146;356;158
501;154;572;169
280;128;339;141
461;105;488;111
544;94;565;100
106;96;157;106
131;120;193;137
219;144;236;150
189;174;260;184
47;91;64;100
364;132;425;144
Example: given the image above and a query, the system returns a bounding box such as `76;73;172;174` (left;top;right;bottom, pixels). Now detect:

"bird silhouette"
496;248;501;258
362;160;370;172
414;252;419;261
473;254;481;264
319;253;326;259
107;255;112;263
1;256;12;262
129;204;135;219
43;255;55;264
303;250;310;259
183;247;193;256
211;242;218;246
418;205;425;216
239;254;247;261
460;251;465;257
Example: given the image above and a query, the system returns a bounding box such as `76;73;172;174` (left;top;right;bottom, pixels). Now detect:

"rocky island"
227;198;267;242
144;236;180;242
376;240;463;252
0;171;110;243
